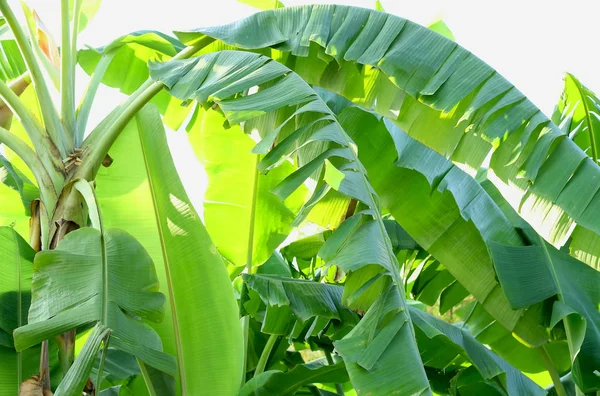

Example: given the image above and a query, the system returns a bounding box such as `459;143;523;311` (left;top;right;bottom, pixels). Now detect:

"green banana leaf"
488;227;600;392
409;305;545;395
177;5;600;249
91;103;232;394
337;105;525;331
0;154;38;216
0;17;26;81
149;50;432;395
55;323;110;396
427;19;454;41
337;104;598;392
13;227;176;375
242;274;359;338
239;359;348;396
553;73;600;163
132;105;244;395
0;226;37;396
69;0;102;33
78;30;190;129
186;106;306;273
552;73;600;271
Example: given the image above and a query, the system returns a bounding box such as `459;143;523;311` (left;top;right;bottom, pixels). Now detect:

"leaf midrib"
136;113;188;393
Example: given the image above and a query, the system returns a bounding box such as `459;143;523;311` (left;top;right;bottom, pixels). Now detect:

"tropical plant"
0;1;598;395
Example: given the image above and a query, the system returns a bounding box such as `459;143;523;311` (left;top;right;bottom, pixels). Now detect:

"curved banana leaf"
337;106;526;330
187;106;306;273
149;50;431;395
177;5;600;249
337;104;599;391
408;305;545;395
132;105;244;395
79;31;183;95
488;228;600;392
0;226;37;396
13;228;176;375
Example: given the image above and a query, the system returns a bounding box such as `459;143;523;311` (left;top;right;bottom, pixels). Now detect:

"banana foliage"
0;2;598;396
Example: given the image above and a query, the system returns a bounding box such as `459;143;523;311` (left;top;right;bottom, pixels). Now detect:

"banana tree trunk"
28;182;89;393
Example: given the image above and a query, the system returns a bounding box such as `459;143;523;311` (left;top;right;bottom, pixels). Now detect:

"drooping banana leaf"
487;221;600;393
408;305;545;395
336;104;598;392
186;106;306;274
242;274;359;338
13;227;176;375
337;105;525;330
149;50;432;395
244;272;542;395
177;5;600;249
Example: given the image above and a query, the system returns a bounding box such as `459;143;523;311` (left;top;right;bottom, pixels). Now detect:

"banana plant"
0;1;599;395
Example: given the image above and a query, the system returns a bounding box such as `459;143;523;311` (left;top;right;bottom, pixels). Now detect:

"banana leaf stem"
255;334;278;376
324;350;344;395
77;37;215;181
537;345;567;396
0;0;70;156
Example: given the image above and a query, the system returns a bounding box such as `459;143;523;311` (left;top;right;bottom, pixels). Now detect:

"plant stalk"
75;52;115;145
255;334;278;376
0;0;70;156
0;77;64;188
324;350;344;396
537;345;566;396
61;0;76;139
0;126;57;209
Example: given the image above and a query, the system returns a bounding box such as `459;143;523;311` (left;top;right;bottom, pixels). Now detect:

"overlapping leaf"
0;226;37;396
133;105;244;395
177;5;600;250
552;73;600;271
13;227;176;375
242;274;358;338
336;104;598;391
186;107;306;274
239;359;348;396
149;50;432;395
